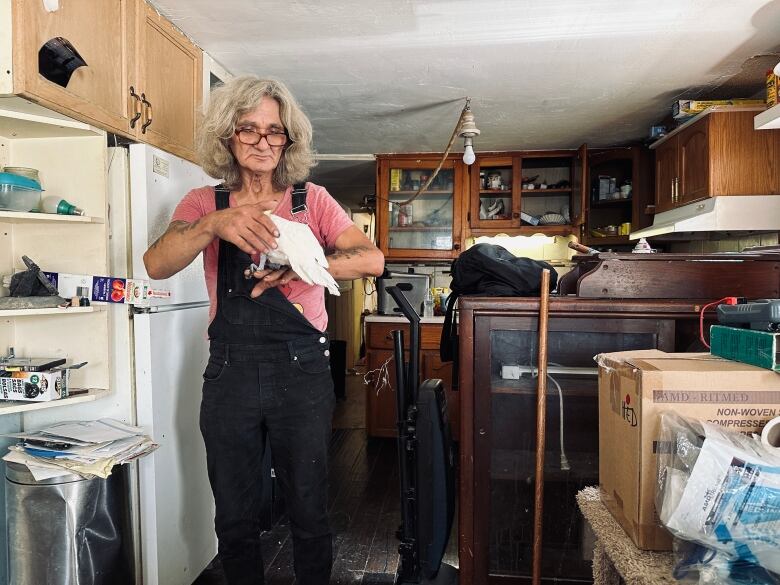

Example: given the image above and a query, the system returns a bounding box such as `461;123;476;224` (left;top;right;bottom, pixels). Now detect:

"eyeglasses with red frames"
234;126;290;147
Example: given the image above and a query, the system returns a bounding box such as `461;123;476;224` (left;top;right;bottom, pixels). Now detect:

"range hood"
629;195;780;239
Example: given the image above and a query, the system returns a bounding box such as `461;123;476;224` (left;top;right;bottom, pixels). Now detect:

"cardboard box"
710;325;779;372
43;272;170;306
0;369;68;402
597;350;780;550
672;99;766;119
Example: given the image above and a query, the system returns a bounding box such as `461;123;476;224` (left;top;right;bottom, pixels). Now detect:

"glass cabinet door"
473;316;673;582
387;166;455;251
471;156;516;229
519;155;574;229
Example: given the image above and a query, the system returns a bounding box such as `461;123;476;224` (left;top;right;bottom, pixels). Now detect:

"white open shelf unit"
0;389;110;415
1;97;112;418
754;103;780;130
0;306;101;317
0;210;103;224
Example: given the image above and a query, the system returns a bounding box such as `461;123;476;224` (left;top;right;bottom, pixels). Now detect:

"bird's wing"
268;214;340;296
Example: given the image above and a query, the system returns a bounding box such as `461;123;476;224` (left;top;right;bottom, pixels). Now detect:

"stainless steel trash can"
5;462;132;585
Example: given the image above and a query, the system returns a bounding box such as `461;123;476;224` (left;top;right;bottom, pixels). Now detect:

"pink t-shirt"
171;182;353;332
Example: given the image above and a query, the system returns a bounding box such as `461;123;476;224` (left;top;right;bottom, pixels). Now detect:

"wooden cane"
567;240;598;255
532;269;551;585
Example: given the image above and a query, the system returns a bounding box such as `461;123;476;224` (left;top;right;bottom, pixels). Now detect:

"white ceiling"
151;0;780;206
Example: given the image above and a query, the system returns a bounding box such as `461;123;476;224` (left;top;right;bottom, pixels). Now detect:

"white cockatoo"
257;211;340;296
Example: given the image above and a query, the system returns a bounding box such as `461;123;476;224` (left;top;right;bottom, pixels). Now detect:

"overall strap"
291;182;308;214
215;185;230;211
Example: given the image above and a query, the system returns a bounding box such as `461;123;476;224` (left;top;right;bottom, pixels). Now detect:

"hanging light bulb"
462;140;476;165
458;98;480;165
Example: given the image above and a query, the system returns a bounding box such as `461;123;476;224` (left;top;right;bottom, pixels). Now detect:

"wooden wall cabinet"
4;0;202;162
654;137;678;213
469;148;587;238
583;146;653;246
9;0;137;137
134;0;202;160
376;155;466;261
364;319;458;439
652;109;780;213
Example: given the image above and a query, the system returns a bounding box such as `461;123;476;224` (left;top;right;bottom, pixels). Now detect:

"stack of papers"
2;419;158;480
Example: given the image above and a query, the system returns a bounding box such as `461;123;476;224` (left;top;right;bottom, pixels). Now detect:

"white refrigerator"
109;143;220;585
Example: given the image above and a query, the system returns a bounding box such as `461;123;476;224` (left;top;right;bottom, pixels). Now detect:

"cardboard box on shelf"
597;350;780;551
0;369;68;402
671;99;766;119
43;272;170;306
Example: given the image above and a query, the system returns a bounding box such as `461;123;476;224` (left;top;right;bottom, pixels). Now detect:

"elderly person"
143;76;384;585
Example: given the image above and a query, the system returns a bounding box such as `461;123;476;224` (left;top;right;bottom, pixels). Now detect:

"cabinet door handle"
453;242;461;250
141;93;153;134
671;179;675;204
512;212;520;219
675;177;680;203
129;86;142;128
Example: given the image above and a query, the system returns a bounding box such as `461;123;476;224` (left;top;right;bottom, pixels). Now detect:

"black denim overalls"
199;188;335;585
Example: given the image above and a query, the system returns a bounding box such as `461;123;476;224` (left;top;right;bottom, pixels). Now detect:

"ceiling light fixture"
458;98;480;165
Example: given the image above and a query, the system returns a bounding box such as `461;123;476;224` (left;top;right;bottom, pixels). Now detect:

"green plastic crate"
710;325;780;372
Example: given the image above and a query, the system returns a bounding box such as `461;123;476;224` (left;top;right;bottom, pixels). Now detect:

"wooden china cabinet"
583;147;654;246
376;155;467;261
457;297;712;584
469;148;588;238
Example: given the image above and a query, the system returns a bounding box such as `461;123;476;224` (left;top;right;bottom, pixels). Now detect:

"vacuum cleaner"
387;286;458;585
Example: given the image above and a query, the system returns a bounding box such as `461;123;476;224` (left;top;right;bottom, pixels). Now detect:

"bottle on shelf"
40;196;85;216
423;289;435;318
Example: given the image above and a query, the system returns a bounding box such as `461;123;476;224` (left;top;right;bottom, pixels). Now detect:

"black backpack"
440;243;558;367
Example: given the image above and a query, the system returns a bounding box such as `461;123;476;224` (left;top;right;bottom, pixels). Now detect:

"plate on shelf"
538;213;567;225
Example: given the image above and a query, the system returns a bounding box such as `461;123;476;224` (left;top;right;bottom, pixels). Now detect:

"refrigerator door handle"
131;301;210;315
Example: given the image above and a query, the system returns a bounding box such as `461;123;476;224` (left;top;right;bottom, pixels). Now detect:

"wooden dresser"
364;316;457;439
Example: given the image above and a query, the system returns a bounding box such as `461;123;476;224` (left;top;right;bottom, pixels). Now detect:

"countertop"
365;314;445;324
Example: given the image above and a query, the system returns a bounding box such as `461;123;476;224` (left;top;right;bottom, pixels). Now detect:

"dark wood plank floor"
195;429;457;585
194;376;458;585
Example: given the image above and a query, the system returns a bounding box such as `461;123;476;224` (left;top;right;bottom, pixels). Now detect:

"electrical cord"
530;362;570;471
364;354;393;396
699;297;739;349
396;98;471;206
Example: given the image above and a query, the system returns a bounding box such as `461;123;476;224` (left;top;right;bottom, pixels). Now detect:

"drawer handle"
141;93;153;133
129;86;142;128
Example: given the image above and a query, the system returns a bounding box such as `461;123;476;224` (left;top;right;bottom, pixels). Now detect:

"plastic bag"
672;538;779;584
655;412;780;580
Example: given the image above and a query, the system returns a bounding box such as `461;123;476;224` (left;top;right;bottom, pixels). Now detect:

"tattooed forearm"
325;243;385;279
148;220;200;250
143;215;218;280
326;245;374;261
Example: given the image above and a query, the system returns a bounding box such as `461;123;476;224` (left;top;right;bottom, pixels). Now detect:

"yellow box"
389;168;401;192
767;71;778;107
672;99;766;119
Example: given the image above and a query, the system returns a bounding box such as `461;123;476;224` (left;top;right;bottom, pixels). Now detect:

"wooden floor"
194;374;457;585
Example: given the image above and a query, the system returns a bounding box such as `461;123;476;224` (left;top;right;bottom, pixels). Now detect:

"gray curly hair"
197;76;316;190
